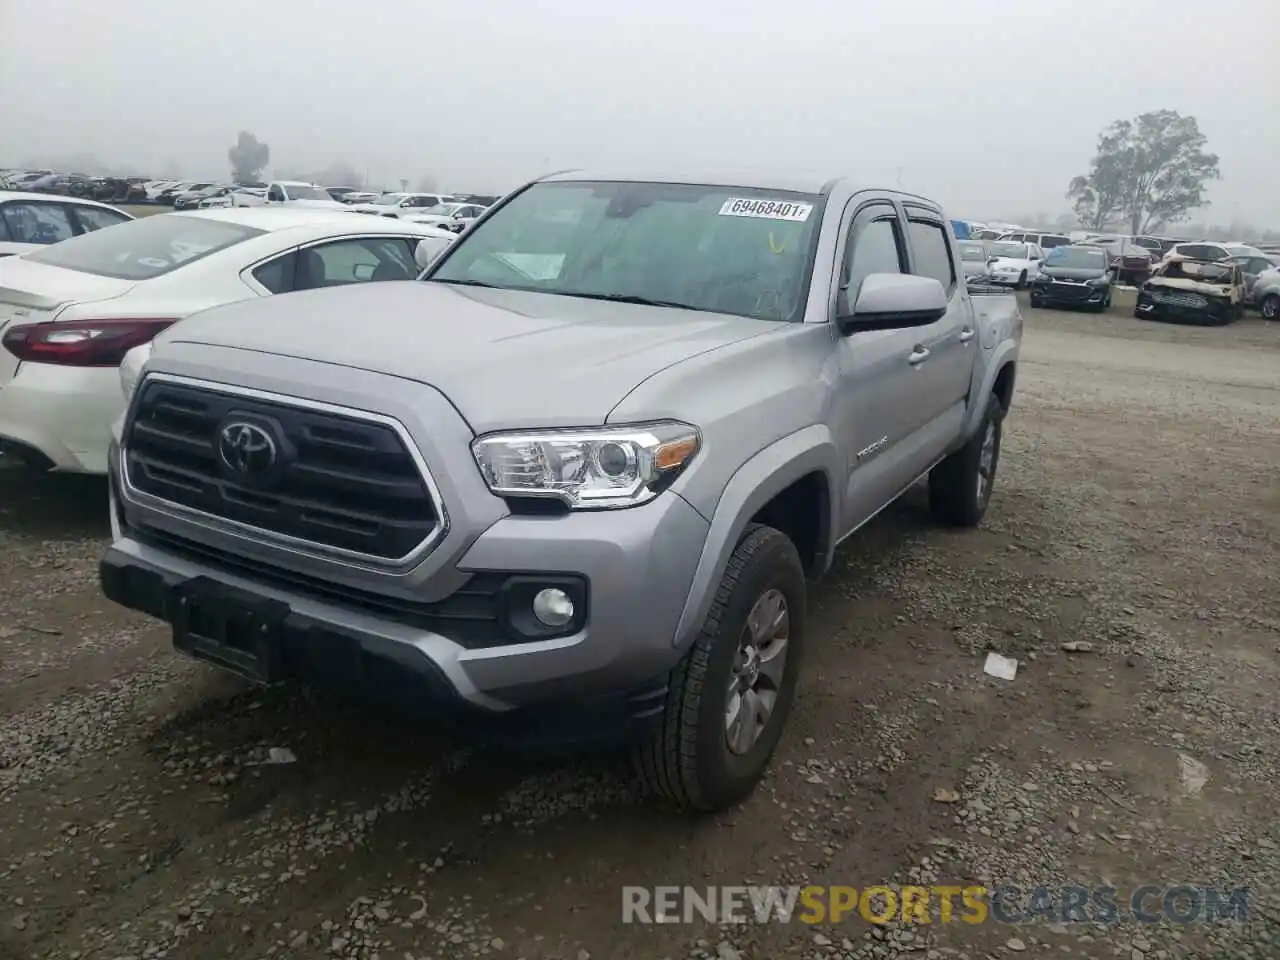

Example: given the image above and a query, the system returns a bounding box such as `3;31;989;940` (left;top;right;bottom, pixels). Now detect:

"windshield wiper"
557;291;704;310
431;278;500;289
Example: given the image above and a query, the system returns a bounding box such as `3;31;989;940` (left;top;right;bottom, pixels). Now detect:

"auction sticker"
718;197;813;222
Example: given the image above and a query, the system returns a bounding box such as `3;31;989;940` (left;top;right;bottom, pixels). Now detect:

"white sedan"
984;240;1045;289
0;208;458;474
0;191;134;257
405;202;489;234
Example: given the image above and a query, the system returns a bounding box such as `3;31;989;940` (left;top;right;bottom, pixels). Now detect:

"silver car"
957;239;990;279
1252;267;1280;320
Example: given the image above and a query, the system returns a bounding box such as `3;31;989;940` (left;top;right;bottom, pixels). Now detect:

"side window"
252;251;297;294
295;236;416;290
906;218;957;292
1;202;75;244
267;185;285;202
841;208;904;295
72;206;131;234
0;211;10;242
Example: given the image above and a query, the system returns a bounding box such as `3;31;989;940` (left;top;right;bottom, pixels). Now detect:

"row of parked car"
955;233;1280;325
2;169;502;234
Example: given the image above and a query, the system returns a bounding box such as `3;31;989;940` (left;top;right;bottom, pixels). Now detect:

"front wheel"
929;396;1004;528
1261;295;1280;321
634;524;806;812
1016;270;1028;290
1029;293;1043;309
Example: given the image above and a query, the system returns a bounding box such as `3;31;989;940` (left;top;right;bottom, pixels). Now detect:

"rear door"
900;206;973;469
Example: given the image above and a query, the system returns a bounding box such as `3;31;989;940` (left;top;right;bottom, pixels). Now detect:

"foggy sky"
2;0;1276;226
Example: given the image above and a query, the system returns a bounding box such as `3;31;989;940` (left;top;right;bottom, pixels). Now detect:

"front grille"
1152;291;1207;308
1048;281;1093;300
124;380;440;562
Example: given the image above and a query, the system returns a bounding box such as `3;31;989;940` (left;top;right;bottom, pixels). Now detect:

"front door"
832;201;935;535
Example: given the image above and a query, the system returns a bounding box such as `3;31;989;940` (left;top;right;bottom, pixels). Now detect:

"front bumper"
1030;281;1109;307
1135;292;1234;325
104;361;711;725
100;543;674;745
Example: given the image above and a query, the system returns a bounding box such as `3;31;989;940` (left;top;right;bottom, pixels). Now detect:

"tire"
929;395;1004;528
633;523;806;813
1029;294;1043;309
1260;295;1279;321
1016;270;1028;290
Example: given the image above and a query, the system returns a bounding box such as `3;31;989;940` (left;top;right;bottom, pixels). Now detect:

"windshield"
284;185;330;201
957;241;986;262
23;214;264;280
1043;247;1108;269
429;180;824;323
989;242;1029;259
1158;260;1233;283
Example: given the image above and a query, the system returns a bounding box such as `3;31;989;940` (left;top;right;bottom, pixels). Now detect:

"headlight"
119;342;152;402
471;421;700;508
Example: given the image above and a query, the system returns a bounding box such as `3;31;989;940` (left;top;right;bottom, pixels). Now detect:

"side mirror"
837;274;947;334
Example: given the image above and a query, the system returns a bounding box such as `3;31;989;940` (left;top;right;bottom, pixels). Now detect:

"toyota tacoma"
101;170;1022;812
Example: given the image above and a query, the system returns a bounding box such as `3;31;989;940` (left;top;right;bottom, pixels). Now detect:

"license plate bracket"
169;577;289;683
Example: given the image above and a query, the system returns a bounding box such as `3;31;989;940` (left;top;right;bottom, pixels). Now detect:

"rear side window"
252;251;297;293
1041;235;1072;249
23;214;265;279
72;205;132;233
907;219;956;292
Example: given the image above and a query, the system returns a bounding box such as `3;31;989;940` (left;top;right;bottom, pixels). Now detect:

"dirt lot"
2;300;1278;960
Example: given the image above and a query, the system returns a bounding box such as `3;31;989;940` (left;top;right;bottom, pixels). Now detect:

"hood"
1039;266;1106;281
155;281;779;433
342;203;393;215
1147;276;1237;297
990;257;1031;269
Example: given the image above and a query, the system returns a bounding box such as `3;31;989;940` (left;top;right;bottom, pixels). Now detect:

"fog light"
532;587;575;628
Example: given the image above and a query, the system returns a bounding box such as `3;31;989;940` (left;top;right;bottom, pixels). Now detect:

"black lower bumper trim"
99;548;666;748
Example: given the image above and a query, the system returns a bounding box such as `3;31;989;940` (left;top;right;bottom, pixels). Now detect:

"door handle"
959;327;975;343
908;346;930;365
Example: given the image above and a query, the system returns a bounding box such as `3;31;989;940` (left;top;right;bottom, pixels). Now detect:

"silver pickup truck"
101;170;1022;812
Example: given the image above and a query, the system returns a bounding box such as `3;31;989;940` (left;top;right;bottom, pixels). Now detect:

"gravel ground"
1;300;1277;960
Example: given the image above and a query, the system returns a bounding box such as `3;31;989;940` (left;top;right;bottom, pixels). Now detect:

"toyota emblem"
218;421;277;477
